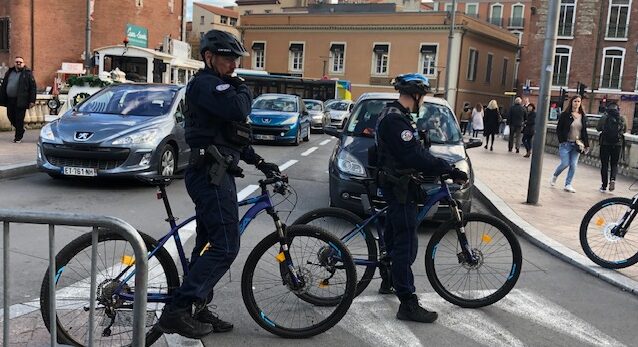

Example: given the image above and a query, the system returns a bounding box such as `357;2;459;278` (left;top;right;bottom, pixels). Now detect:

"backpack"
602;115;623;145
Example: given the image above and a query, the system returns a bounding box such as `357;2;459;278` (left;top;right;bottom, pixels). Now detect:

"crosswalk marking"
301;146;318;156
278;159;298;171
320;139;332;146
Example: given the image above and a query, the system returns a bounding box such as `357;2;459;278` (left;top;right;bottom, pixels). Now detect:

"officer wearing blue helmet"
375;73;468;323
156;30;280;339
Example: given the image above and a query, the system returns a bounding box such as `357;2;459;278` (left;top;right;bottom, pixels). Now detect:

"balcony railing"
508;17;524;28
488;17;503;27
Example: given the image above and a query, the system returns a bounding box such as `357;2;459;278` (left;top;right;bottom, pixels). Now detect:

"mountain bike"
580;193;638;268
40;174;357;346
294;174;522;308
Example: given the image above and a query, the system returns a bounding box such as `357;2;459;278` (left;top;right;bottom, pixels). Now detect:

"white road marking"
495;289;626;347
237;185;259;201
320;139;332;146
301;146;318;156
278;159;298;171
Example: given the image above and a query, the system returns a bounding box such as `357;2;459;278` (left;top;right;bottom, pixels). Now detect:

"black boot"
156;304;214;339
396;294;438;323
194;306;234;333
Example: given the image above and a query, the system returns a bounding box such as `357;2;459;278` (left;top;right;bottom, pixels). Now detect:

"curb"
473;177;638;296
0;162;38;179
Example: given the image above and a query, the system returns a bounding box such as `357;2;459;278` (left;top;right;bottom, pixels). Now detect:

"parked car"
324;92;481;218
326;100;354;129
303;99;329;132
37;84;190;178
248;93;311;145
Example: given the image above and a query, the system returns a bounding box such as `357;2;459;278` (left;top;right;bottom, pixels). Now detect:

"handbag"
575;139;585;154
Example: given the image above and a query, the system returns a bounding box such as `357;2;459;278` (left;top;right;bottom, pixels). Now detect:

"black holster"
378;169;427;204
189;145;239;186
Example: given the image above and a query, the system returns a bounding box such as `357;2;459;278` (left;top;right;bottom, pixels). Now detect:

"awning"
330;44;345;53
289;43;304;52
252;42;264;50
373;44;389;54
420;45;437;54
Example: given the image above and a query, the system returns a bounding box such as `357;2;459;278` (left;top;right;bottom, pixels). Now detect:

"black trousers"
522;133;534;152
6;98;26;141
600;145;621;188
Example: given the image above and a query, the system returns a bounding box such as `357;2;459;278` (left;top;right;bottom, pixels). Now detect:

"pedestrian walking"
459;102;471;135
0;56;36;143
550;95;589;193
522;103;536;158
471;103;484;138
597;102;626;192
507;97;527;153
483;100;501;151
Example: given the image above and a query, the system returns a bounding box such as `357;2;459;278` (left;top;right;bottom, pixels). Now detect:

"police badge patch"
401;130;413;141
216;84;231;92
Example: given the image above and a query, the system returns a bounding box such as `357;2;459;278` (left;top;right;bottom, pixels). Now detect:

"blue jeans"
553;142;580;186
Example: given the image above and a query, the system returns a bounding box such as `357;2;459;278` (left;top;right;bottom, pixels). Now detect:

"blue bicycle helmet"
392;73;430;95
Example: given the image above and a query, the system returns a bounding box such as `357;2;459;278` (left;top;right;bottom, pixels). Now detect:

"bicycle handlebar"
258;173;290;195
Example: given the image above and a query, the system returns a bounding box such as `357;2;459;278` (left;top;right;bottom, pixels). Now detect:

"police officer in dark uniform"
375;73;468;323
157;30;280;339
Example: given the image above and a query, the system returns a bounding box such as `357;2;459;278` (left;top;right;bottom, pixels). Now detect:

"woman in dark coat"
482;99;501;151
522;103;536;157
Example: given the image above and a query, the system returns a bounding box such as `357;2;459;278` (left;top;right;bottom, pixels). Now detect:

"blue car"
249;94;311;145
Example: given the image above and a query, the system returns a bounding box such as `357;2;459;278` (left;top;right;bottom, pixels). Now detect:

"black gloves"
223;75;245;89
256;160;280;178
449;168;468;183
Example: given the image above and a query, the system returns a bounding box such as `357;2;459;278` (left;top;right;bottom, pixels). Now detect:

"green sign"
126;24;148;48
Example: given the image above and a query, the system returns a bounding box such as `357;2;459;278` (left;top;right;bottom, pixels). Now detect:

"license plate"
254;134;275;140
63;167;97;177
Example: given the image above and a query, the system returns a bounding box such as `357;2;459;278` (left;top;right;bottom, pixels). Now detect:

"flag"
89;0;95;21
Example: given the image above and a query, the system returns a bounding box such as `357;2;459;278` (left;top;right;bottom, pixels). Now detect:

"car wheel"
303;125;310;142
293;127;301;146
158;144;176;176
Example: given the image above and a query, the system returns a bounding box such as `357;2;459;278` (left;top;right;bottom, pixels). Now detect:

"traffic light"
577;82;587;97
560;88;568;99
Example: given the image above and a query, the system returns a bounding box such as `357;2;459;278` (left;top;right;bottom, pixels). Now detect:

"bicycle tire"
40;229;180;347
241;225;357;338
425;213;522;308
293;207;378;297
580;197;638;269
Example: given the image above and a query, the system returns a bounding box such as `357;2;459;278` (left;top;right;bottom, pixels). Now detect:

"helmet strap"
411;93;422;113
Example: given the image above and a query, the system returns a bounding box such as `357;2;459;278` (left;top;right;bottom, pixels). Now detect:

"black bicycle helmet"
200;30;249;58
392;73;430;96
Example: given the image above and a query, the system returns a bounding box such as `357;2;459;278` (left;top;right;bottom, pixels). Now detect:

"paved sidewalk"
470;135;638;293
0;129;39;179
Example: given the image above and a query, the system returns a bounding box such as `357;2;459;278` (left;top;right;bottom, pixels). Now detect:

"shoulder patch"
216;84;231;92
401;130;413;142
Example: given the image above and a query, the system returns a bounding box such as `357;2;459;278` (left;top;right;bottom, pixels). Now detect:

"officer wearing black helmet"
156;30;280;339
375;73;468;323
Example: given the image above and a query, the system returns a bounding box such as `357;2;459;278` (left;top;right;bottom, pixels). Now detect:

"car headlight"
337;150;366;177
40;123;55;141
112;128;159;145
281;116;299;125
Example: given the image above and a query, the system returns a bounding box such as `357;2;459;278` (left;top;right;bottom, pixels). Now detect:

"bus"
234;69;351;102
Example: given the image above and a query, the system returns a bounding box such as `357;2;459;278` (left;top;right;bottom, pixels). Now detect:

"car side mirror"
323;126;343;138
464;137;483;149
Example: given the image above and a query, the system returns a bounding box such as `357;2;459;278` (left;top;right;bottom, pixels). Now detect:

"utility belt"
189;145;244;185
377;168;427;204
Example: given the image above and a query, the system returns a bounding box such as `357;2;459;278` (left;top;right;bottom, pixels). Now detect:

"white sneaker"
599;186;607;193
550;176;557;186
564;185;576;193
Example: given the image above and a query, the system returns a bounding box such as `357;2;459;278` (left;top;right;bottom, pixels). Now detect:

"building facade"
240;12;519;113
189;2;240;59
0;0;186;88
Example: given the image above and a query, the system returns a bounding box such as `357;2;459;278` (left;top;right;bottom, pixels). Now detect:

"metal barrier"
0;209;149;346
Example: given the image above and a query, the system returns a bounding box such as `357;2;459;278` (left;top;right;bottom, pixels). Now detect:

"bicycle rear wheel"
40;229;179;347
580;197;638;269
241;225;357;338
293;207;377;297
425;213;522;308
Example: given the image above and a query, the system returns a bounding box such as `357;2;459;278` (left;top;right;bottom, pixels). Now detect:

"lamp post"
85;0;92;70
444;0;456;100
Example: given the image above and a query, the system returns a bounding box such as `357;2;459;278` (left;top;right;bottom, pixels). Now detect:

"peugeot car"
249;93;311;145
324;92;482;218
37;84;190;178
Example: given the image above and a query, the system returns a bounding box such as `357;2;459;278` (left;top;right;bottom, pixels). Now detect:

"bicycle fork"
449;200;479;266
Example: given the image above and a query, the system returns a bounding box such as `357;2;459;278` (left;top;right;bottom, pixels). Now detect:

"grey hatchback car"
325;92;481;219
37;84;190;178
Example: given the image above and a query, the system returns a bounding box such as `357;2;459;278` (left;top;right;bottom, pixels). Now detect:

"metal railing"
0;209;148;347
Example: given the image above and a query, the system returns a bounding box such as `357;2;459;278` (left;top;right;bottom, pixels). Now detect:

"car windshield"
77;86;177;117
304;100;323;111
327;101;350;111
253;96;298;112
346;99;462;144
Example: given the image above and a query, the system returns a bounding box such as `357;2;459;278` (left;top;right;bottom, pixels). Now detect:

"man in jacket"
0;57;37;143
597;102;626;192
507;97;527;153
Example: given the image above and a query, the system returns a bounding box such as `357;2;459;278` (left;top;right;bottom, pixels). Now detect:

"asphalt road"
0;133;636;346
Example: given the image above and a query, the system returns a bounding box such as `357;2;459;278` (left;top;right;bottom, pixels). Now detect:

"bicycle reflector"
595;217;605;226
482;234;493;244
276;252;286;263
121;255;135;266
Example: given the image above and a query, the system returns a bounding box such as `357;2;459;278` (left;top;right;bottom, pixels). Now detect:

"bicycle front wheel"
293;207;377;297
425;213;522;308
580;197;638;269
40;229;180;347
241;225;357;338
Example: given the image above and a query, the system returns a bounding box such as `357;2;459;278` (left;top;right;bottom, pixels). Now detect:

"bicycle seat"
136;174;184;186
